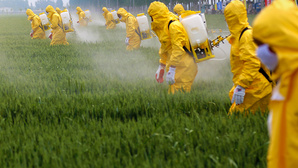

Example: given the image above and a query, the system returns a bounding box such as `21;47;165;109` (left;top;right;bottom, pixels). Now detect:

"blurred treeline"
69;0;204;10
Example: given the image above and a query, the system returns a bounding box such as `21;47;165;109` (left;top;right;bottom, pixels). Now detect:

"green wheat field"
0;14;269;167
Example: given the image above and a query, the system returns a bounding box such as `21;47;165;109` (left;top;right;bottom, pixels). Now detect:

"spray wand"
209;35;231;61
211;35;230;49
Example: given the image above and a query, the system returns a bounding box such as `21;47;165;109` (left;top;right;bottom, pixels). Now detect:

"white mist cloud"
28;0;70;7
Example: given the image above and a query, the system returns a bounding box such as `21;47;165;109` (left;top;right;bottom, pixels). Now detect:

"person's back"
224;0;272;114
125;15;139;38
253;0;298;167
26;9;46;39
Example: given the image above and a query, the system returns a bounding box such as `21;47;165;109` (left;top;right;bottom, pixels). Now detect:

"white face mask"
256;44;278;71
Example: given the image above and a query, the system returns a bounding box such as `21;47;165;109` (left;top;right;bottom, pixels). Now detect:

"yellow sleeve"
107;13;113;25
168;22;187;66
31;16;40;32
159;47;168;65
104;14;108;24
51;14;58;29
103;13;107;21
126;16;135;38
236;30;261;88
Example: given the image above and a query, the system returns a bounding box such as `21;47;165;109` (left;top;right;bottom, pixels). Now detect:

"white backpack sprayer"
136;13;156;40
60;10;75;33
84;10;92;22
111;10;120;24
178;11;228;63
39;13;51;31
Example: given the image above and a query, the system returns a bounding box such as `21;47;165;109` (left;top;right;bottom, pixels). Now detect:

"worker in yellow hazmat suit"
26;9;46;39
46;5;68;45
224;0;272;114
148;1;198;93
253;0;298;167
102;7;116;29
117;8;141;51
173;4;185;17
76;7;88;26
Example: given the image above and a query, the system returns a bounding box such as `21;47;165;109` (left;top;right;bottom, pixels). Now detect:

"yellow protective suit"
173;4;185;16
148;1;198;93
224;0;272;114
76;7;88;26
26;9;46;39
46;5;68;45
102;7;116;29
253;0;298;167
117;8;141;51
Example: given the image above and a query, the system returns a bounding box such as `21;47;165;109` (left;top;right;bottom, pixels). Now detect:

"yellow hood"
224;0;249;36
148;1;176;32
26;9;36;21
76;7;83;14
173;4;184;16
102;7;108;17
56;7;62;15
253;0;298;80
117;8;131;22
102;7;108;13
46;5;56;19
253;0;298;52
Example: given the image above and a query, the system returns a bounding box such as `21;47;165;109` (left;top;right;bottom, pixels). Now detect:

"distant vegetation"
0;0;28;12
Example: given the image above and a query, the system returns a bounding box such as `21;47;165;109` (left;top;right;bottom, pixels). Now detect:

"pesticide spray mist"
195;39;231;82
66;7;232;85
68;7;127;43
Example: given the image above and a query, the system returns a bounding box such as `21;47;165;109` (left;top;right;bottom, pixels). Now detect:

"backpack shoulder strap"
167;20;195;59
168;20;175;30
239;27;272;83
239;27;250;41
259;67;272;83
